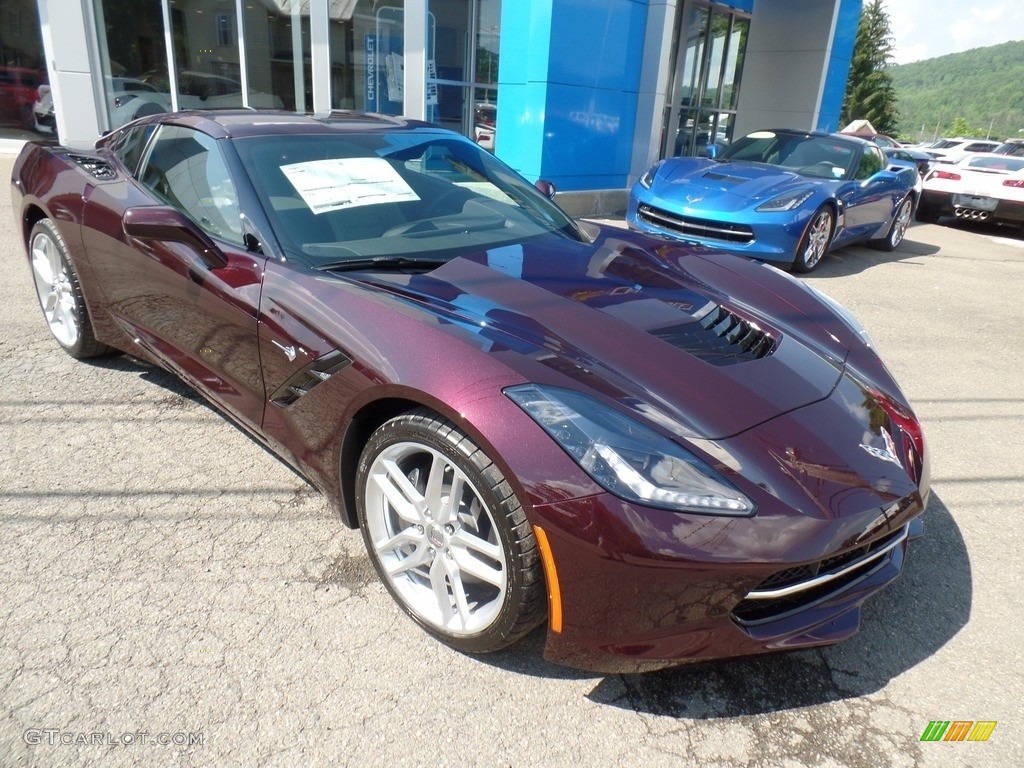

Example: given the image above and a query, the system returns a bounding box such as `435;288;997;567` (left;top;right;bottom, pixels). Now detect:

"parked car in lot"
883;146;932;176
628;129;920;272
841;130;902;149
917;152;1024;229
160;71;284;110
34;77;170;134
992;138;1024;158
0;66;47;130
10;110;929;673
924;137;1001;164
473;102;496;150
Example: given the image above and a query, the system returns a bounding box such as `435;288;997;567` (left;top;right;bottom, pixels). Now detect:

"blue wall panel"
539;82;638;187
498;0;860;191
495;0;554;178
818;0;862;131
546;0;646;88
498;0;648;189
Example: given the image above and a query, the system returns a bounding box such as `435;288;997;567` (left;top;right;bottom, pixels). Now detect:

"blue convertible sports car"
627;130;920;272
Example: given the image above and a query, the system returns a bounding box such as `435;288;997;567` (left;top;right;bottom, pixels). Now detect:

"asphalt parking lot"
2;150;1022;767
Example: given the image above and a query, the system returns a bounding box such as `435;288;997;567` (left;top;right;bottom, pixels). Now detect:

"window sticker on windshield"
280;157;420;214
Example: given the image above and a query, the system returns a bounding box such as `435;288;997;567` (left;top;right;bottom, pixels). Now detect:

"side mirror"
123;206;227;269
534;179;556;199
704;144;720;159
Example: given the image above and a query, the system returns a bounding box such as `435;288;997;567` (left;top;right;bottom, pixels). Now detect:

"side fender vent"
270;349;353;407
66;154;118;181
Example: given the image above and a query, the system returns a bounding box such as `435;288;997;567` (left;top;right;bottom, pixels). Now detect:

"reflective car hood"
657;159;823;211
355;230;852;440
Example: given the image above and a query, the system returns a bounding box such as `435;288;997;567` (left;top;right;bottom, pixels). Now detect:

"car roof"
132;109;436;139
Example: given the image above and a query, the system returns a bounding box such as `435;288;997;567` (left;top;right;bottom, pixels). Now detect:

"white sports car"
916;153;1024;230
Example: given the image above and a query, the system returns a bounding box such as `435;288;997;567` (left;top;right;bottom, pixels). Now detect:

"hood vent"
702;169;747;184
653;303;776;366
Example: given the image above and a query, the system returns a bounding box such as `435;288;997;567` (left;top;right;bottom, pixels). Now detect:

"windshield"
718;131;859;180
234;131;581;266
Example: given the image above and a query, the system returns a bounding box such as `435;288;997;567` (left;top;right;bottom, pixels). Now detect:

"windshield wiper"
316;255;450;272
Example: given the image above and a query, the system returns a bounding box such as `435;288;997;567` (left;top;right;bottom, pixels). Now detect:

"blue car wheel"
794;206;834;273
869;196;913;252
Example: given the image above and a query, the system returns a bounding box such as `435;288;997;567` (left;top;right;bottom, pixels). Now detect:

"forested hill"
890;40;1024;143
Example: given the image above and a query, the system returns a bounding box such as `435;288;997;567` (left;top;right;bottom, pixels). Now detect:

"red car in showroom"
10;111;929;673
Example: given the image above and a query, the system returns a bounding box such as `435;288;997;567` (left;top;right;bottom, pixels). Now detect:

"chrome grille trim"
744;523;909;601
638;204;754;244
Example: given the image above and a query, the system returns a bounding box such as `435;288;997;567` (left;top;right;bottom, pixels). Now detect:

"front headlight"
756;188;815;212
505;384;755;516
637;162;663;189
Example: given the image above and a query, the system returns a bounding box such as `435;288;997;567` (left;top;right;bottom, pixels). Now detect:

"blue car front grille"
638;204;754;244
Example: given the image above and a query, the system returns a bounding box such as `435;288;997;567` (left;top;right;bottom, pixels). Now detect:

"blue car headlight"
756;188;815;212
505;384;755;516
638;161;663;190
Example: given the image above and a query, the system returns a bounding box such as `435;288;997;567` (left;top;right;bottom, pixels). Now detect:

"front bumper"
529;368;929;673
533;493;924;674
627;197;810;267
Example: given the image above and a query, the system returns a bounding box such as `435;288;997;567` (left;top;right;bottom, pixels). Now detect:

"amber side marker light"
533;525;563;633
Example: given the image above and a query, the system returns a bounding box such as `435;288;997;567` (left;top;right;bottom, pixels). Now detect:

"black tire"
915;202;939;224
869;195;913;252
355;409;546;653
793;206;834;273
28;219;113;359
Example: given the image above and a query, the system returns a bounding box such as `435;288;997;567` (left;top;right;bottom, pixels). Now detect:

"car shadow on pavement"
809;234;940;279
82;352;208;405
485;494;971;715
938;217;1024;241
80;353;317;488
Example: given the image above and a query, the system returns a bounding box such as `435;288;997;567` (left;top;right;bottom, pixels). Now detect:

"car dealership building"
2;0;861;213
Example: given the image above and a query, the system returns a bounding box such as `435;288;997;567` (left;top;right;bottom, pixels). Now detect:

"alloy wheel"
890;198;912;248
362;440;508;635
31;229;80;349
795;207;834;272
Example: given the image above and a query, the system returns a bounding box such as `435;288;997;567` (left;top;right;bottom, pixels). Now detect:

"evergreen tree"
841;0;899;136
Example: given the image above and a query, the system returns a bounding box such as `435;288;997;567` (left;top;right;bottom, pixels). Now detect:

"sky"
885;0;1024;64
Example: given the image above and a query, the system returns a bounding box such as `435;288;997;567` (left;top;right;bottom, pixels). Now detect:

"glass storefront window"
0;1;47;138
242;2;310;110
425;1;501;147
662;2;748;159
473;1;499;150
166;1;247;112
38;0;500;145
720;17;747;112
91;1;169;131
372;4;408;115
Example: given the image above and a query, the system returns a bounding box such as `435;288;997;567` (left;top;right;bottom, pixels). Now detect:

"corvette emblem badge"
860;427;901;467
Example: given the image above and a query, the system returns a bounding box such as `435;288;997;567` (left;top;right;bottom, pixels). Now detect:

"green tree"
840;0;899;135
946;116;987;138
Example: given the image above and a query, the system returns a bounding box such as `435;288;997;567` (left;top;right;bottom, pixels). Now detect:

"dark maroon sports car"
11;111;929;673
